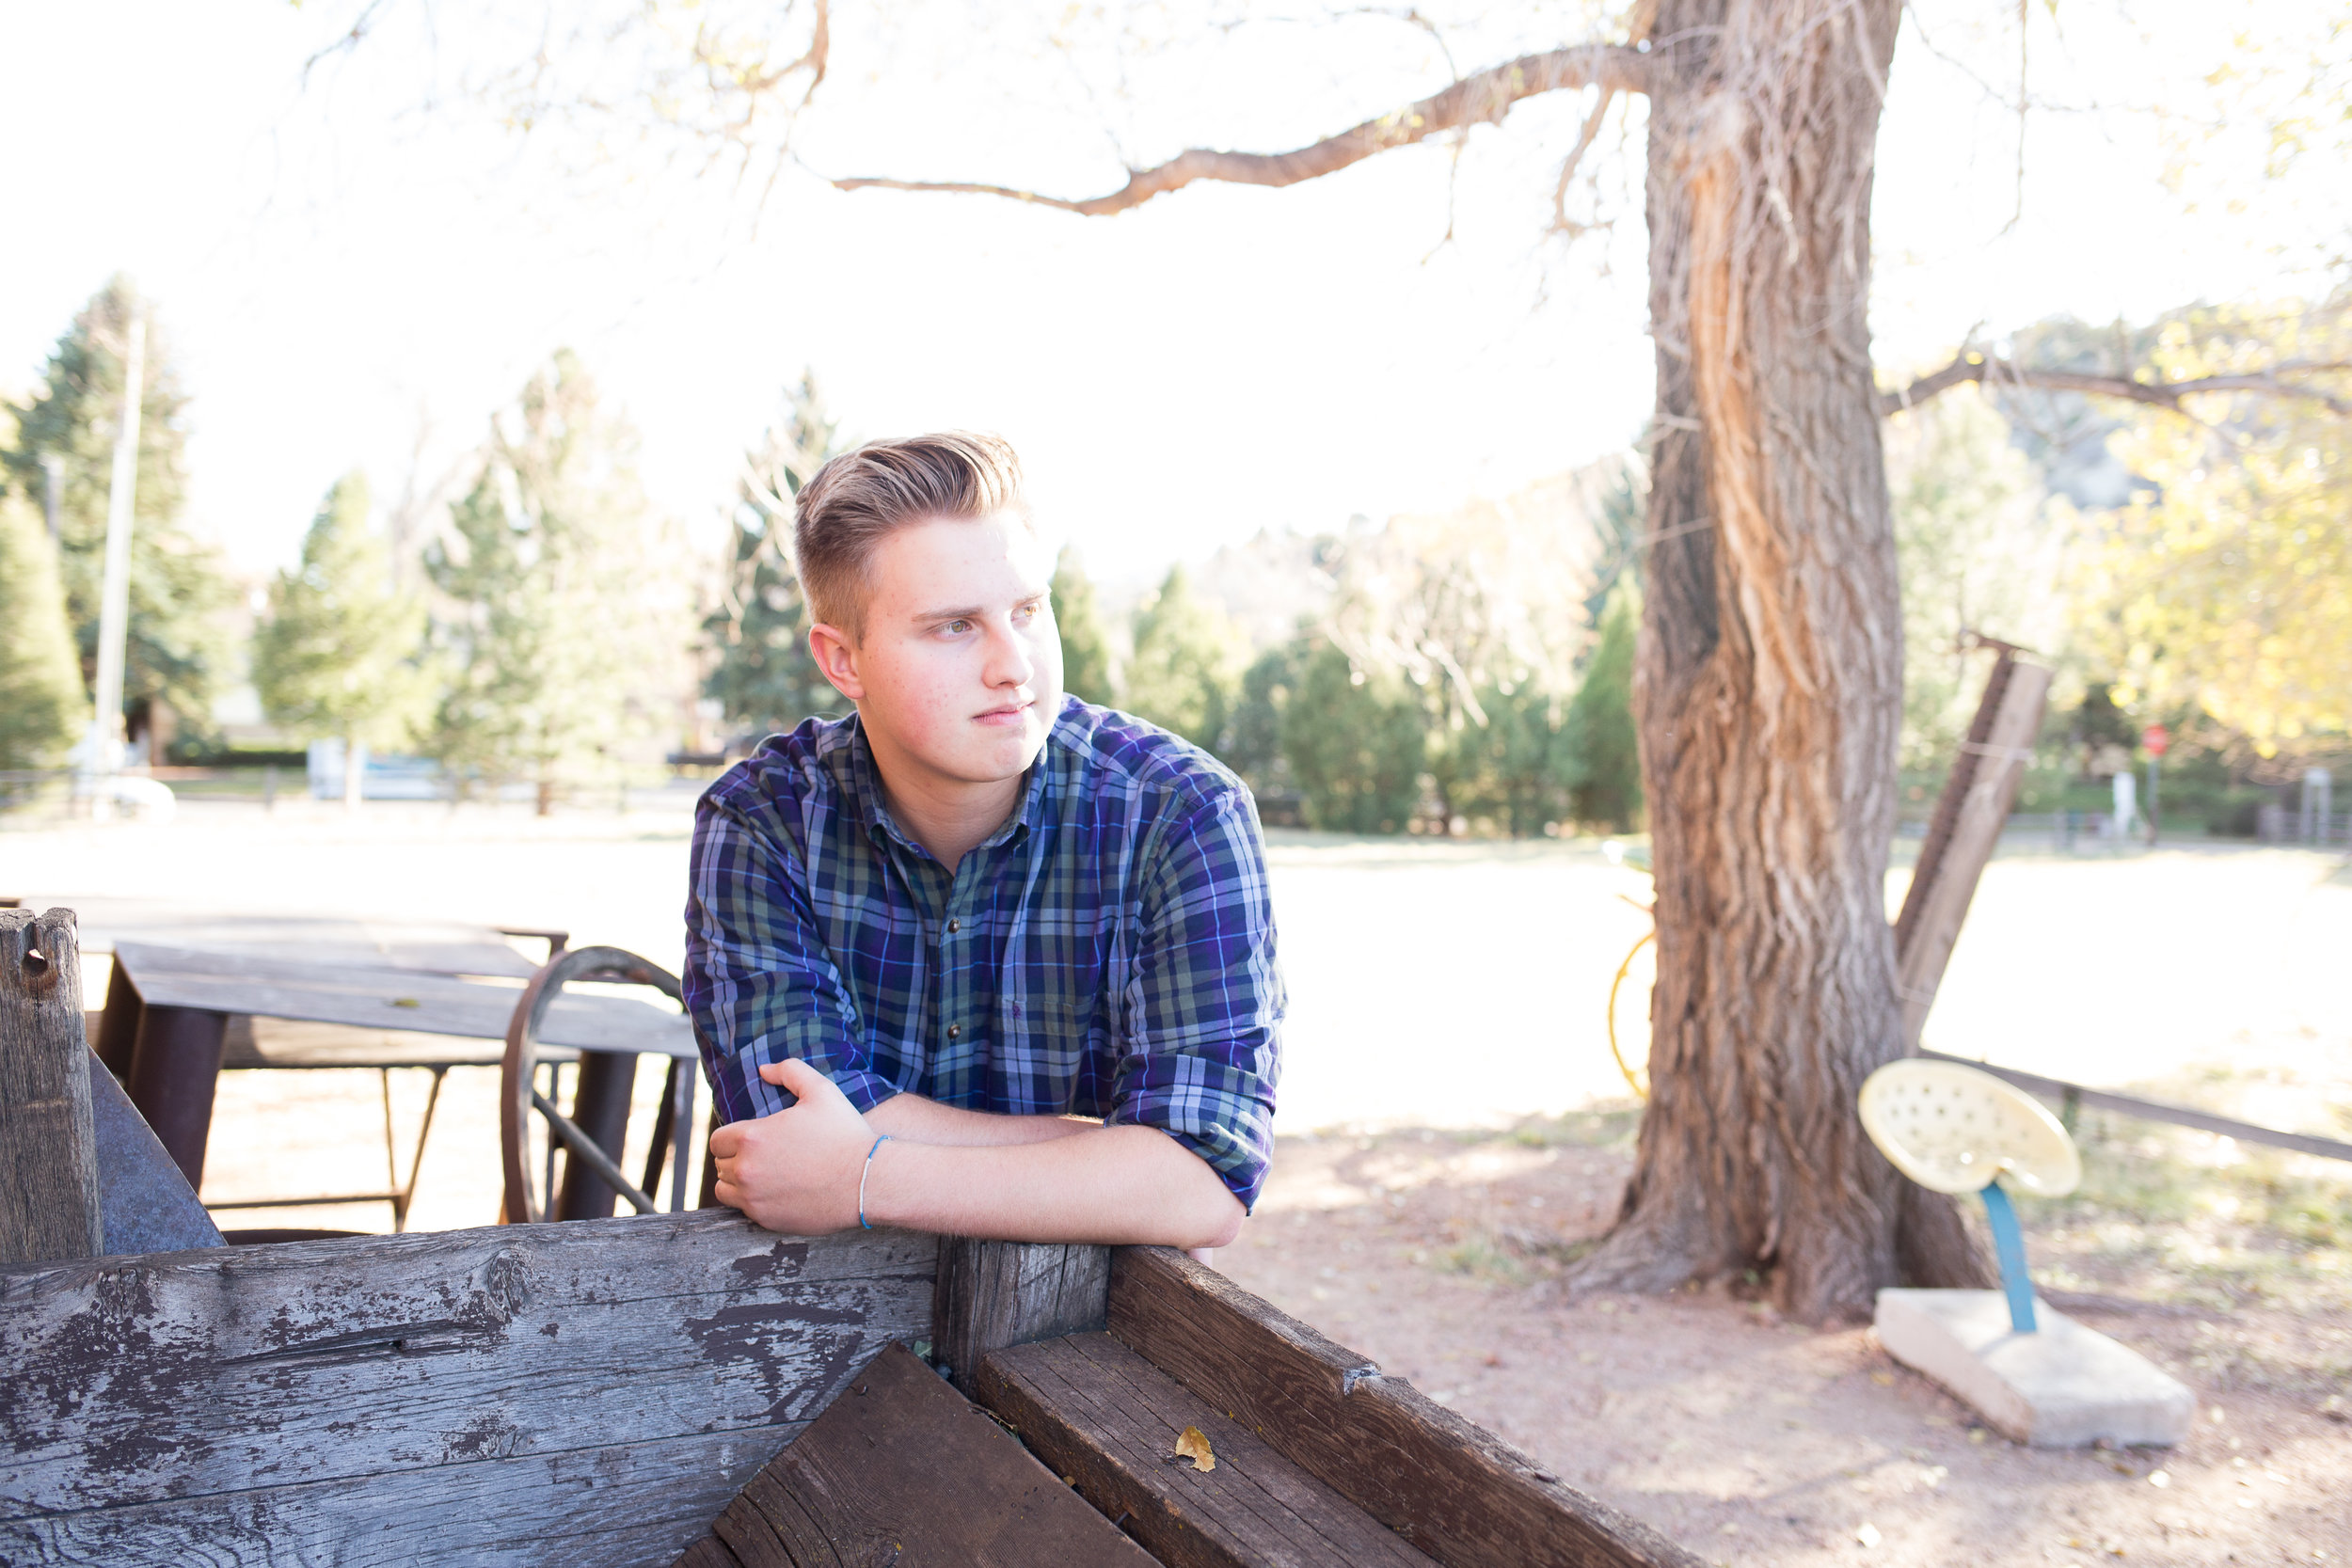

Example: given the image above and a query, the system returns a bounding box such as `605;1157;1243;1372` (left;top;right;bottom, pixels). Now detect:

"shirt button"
946;1024;962;1040
946;919;961;935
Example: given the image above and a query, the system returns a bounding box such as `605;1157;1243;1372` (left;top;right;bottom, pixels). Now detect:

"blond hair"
794;432;1028;639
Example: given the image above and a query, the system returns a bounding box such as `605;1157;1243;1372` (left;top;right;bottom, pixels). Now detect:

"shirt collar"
845;709;1057;861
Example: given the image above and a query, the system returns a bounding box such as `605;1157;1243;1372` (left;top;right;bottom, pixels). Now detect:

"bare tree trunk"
1571;0;1986;1321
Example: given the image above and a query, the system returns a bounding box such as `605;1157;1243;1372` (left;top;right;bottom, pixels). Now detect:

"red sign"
2142;724;2169;757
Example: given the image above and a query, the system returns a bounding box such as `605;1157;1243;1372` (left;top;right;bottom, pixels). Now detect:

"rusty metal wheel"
499;945;697;1224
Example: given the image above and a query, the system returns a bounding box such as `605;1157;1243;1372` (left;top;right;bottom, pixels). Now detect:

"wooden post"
125;1004;230;1188
1;907;104;1263
1894;657;2055;1050
931;1238;1109;1396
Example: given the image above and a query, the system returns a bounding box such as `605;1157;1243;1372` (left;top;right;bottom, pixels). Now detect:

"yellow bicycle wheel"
1606;928;1655;1100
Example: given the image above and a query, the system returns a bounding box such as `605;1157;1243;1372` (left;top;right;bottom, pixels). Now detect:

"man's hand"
706;1058;875;1233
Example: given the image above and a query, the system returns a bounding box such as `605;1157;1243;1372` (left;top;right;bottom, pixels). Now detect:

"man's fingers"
707;1123;743;1158
771;1056;837;1101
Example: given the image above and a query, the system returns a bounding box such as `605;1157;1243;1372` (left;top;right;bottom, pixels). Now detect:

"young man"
684;433;1279;1251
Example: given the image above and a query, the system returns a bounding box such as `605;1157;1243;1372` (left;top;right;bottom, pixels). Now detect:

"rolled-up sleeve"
684;798;901;1122
1107;788;1283;1211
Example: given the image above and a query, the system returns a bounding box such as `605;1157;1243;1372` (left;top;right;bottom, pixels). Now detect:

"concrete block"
1874;1288;2194;1448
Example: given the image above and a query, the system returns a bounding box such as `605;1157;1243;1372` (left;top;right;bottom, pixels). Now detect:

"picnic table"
72;910;698;1231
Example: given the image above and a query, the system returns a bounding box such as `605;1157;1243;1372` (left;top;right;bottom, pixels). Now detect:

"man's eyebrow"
911;589;1048;622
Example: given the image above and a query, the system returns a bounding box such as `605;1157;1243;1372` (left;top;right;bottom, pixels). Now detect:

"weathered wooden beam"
5;1427;782;1568
1107;1247;1702;1568
701;1341;1154;1568
932;1237;1109;1395
1;910;103;1264
0;1212;934;1564
980;1329;1438;1567
1895;658;2055;1049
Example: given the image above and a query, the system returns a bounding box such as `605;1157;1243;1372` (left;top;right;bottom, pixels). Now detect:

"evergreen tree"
1050;546;1115;706
1447;678;1580;837
1564;587;1643;832
1282;640;1424;833
1122;564;1242;752
426;351;694;813
0;277;231;752
1224;642;1298;795
0;485;87;771
704;373;842;739
251;472;432;808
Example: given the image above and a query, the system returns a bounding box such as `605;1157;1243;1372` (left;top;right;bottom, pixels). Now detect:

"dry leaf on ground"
1173;1425;1216;1472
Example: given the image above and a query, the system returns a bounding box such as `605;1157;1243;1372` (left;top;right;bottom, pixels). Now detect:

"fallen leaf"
1854;1522;1882;1548
1173;1426;1216;1472
1870;1371;1895;1386
390;997;420;1008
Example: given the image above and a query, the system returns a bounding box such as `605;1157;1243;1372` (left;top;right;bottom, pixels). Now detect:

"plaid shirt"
683;697;1282;1210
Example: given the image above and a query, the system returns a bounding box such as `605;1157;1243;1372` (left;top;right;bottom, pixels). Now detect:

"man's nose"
981;617;1035;689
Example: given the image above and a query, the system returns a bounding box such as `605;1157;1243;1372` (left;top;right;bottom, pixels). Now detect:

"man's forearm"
865;1092;1097;1148
862;1123;1244;1249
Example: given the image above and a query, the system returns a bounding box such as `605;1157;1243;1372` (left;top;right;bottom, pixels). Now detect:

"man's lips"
975;698;1035;724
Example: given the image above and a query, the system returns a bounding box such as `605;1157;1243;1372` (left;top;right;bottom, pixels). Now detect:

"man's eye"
944;619;973;636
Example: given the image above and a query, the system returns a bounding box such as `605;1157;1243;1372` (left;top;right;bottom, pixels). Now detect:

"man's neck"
865;734;1026;875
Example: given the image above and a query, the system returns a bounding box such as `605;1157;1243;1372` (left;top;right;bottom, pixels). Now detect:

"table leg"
126;1006;230;1190
556;1050;638;1221
92;960;144;1081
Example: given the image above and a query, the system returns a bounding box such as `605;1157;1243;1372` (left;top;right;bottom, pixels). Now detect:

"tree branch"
834;42;1654;217
1881;354;2352;419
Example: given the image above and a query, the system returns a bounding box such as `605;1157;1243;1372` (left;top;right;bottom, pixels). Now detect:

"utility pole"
83;313;145;796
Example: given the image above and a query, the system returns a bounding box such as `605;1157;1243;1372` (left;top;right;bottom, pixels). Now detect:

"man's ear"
808;623;866;702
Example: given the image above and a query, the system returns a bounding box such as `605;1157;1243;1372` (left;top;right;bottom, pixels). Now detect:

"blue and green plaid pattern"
684;697;1283;1209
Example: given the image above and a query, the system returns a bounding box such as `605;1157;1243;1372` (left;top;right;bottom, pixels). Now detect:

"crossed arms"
707;1061;1245;1248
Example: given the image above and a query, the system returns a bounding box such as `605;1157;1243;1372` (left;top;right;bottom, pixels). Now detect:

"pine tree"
1049;546;1114;706
0;484;87;771
426;351;694;813
1564;587;1643;832
704;372;843;740
251;472;431;809
0;277;231;753
1281;640;1424;834
1122;564;1242;752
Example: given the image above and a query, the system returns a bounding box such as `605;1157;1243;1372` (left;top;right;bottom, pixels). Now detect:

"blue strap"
1979;1180;2038;1334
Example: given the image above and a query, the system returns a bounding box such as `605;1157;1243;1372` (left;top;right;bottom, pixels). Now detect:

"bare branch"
1880;354;2352;419
834;42;1654;217
1549;88;1617;234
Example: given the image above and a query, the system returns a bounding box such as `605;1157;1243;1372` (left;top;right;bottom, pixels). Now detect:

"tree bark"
1569;0;1986;1320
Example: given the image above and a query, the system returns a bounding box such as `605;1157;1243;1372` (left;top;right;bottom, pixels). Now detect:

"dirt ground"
1218;1114;2351;1568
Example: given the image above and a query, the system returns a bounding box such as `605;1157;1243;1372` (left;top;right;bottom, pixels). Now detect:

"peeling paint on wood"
0;1212;935;1564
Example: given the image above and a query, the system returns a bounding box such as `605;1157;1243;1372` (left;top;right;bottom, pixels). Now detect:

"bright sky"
0;0;2335;588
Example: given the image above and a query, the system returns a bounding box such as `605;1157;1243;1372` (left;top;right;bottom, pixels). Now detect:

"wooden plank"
1894;658;2053;1049
932;1237;1110;1394
980;1330;1437;1568
710;1341;1156;1567
0;1212;933;1520
112;942;696;1057
1;910;103;1264
671;1534;747;1568
1108;1247;1702;1568
220;1015;526;1070
1;1426;787;1568
55;901;545;978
